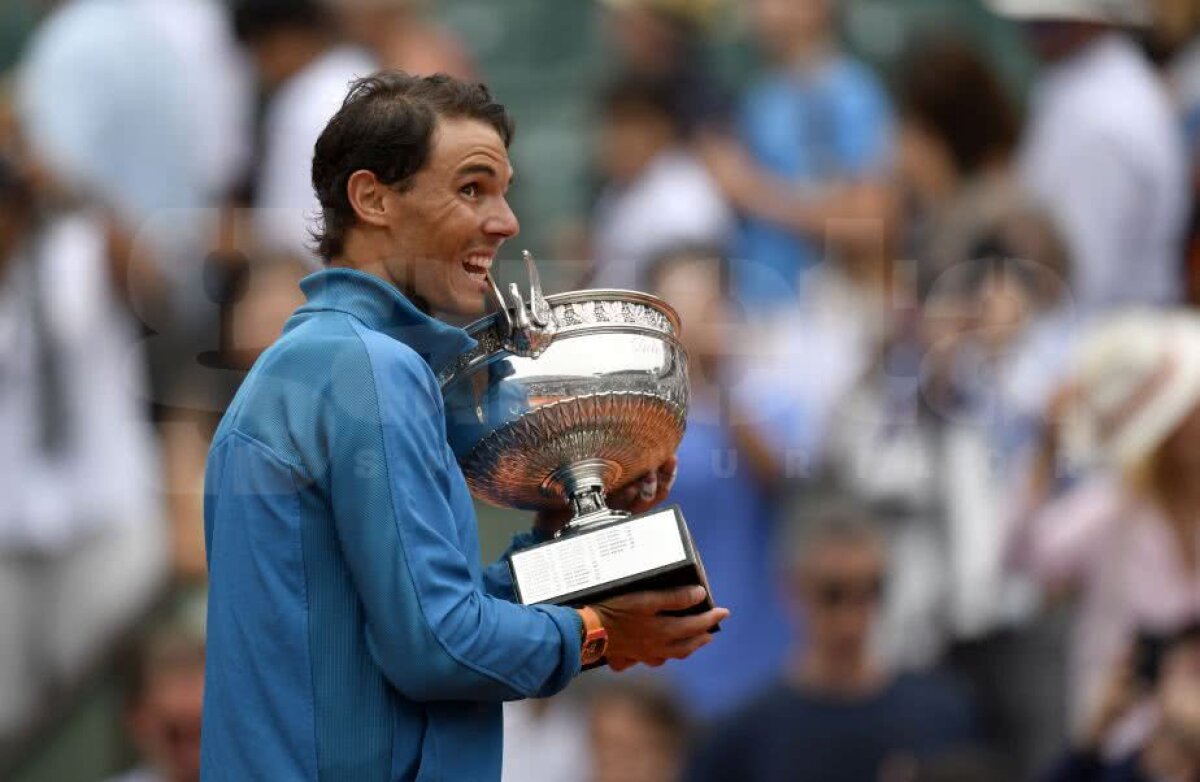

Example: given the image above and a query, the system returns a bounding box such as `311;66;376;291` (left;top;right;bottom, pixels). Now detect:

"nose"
484;197;520;240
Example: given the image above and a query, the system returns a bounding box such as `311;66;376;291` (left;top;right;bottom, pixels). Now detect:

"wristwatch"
578;606;608;666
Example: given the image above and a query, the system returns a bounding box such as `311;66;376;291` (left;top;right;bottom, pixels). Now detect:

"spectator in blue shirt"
698;0;893;312
642;246;791;721
201;72;728;781
684;496;977;782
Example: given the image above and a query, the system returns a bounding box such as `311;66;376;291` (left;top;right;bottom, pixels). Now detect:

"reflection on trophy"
440;252;716;630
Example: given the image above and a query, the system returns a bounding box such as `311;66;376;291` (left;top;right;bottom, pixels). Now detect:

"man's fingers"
643;657;666;668
647;585;709;613
602;585;707;614
666;633;714;659
661;607;729;641
608;657;634;672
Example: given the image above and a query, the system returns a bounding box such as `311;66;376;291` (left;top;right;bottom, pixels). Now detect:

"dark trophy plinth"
509;505;714;616
439;253;717;661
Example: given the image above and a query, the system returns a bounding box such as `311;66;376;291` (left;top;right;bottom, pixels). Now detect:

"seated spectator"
598;0;729;134
591;681;691;782
107;627;206;782
642;247;790;721
589;77;733;291
697;0;893;312
684;497;976;782
891;36;1023;289
325;0;477;80
501;695;590;782
232;0;375;267
0;153;166;742
1043;621;1200;782
1011;310;1200;729
990;0;1189;317
819;203;1074;671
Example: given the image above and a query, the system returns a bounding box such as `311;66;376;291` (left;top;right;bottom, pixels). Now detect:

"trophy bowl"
439;254;713;623
439;255;689;528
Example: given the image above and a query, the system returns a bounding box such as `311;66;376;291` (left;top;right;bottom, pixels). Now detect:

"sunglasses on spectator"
808;576;885;608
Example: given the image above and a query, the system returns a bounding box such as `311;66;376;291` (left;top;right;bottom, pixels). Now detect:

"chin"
436;294;489;322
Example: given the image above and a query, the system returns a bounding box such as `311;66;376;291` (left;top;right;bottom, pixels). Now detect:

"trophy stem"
544;458;627;535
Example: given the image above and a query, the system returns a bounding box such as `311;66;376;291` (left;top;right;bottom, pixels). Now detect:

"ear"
345;170;391;229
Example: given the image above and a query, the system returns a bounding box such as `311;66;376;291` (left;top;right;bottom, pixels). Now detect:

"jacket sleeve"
482;529;550;602
326;329;582;703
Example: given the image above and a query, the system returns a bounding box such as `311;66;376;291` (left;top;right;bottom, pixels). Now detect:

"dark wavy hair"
895;38;1021;177
310;71;514;263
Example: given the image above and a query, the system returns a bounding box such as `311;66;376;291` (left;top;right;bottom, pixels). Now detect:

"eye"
460;183;480;199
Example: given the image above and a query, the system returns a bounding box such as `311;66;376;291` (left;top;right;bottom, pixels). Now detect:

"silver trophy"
440;252;714;621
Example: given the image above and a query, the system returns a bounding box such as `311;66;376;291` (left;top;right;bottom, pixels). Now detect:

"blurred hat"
1062;310;1200;469
986;0;1151;27
598;0;724;28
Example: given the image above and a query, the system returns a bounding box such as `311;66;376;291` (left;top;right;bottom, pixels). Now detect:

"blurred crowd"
1;0;1200;780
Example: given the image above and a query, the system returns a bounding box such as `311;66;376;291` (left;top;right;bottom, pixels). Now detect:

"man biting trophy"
200;71;728;780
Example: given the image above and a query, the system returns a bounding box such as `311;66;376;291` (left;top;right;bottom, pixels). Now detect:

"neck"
778;32;835;72
793;646;882;697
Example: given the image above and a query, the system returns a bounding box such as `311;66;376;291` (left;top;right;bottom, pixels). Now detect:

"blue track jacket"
201;268;584;780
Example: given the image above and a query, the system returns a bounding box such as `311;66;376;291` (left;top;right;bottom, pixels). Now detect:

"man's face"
750;0;832;62
1021;21;1106;63
795;537;885;657
129;667;205;782
380;116;519;318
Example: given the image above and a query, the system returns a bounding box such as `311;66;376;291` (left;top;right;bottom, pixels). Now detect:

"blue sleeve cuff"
528;603;583;698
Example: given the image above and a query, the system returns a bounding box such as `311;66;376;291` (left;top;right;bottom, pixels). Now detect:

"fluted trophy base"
508;505;718;666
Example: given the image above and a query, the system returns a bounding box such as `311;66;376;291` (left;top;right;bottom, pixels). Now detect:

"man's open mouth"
463;254;493;281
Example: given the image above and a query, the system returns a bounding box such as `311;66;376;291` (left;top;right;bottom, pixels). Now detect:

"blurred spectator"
324;0;476;80
598;0;729;134
17;0;251;323
1043;621;1200;781
591;681;691;782
232;0;375;266
684;497;976;782
1158;0;1200;305
1011;310;1200;729
699;0;893;311
18;0;248;227
107;627;206;782
816;201;1074;647
589;80;733;291
501;696;590;782
990;0;1190;316
892;37;1023;288
0;154;166;741
642;247;790;721
907;751;1011;782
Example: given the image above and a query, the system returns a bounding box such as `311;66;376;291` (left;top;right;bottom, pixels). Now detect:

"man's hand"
534;456;678;536
588;585;728;671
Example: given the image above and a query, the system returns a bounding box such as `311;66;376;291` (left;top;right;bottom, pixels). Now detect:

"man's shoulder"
886;671;975;722
242;313;438;412
715;680;804;729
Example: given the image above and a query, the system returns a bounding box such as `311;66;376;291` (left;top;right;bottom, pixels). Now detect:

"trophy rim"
463;288;682;339
439;288;685;391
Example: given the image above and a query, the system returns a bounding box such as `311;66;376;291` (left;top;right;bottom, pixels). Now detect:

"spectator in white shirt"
232;0;376;267
590;76;733;292
0;156;166;742
988;0;1190;317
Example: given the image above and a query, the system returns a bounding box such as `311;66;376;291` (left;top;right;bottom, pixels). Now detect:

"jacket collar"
296;267;477;375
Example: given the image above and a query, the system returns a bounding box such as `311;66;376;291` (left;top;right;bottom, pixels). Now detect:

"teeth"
463;254;493;278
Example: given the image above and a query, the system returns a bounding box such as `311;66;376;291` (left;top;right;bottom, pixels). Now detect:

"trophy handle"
484;251;556;358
